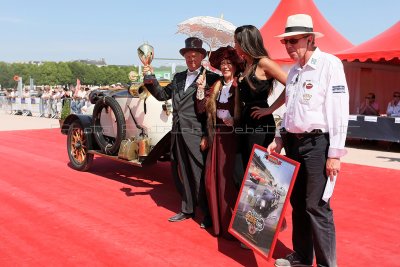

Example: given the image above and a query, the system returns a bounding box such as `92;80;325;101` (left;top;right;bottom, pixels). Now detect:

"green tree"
67;62;87;83
56;62;73;86
82;64;97;85
0;62;13;88
36;62;59;85
0;61;141;88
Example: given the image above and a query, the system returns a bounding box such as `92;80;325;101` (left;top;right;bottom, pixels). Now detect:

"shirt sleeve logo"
332;85;346;94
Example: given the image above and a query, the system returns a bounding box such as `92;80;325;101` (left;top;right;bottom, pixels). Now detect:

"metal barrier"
0;97;56;117
0;97;90;118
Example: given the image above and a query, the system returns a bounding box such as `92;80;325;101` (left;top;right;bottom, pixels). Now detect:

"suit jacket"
144;67;220;164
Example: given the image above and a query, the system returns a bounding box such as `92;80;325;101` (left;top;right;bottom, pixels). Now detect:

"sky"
1;0;399;66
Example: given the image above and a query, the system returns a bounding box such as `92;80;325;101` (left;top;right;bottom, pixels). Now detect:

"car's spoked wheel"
71;127;86;163
67;121;93;171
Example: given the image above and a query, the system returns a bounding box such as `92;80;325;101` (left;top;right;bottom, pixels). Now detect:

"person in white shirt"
386;91;400;117
51;87;63;118
10;89;19;99
22;88;32;115
22;88;30;98
41;86;51;117
269;14;349;267
80;87;92;114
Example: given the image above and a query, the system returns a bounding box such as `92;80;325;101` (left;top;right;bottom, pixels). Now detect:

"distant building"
14;59;108;67
29;61;44;66
15;60;44;65
73;58;107;67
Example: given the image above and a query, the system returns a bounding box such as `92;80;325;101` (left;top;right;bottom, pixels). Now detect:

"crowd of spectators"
0;84;104;118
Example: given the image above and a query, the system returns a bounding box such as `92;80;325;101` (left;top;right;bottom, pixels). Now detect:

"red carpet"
0;129;399;266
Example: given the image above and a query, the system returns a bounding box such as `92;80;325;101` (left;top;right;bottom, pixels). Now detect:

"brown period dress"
196;78;241;239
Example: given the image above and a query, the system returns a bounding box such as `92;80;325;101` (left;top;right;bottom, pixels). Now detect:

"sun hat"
275;14;324;38
179;37;207;57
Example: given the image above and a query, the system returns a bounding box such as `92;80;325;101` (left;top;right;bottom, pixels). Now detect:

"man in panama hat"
268;14;349;267
143;37;219;228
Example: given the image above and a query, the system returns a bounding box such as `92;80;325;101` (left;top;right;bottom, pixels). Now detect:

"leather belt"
283;129;324;139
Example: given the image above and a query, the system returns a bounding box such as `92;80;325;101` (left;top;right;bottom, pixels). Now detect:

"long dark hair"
234;25;273;90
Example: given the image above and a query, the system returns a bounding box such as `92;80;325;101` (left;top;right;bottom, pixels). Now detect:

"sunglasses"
394;95;400;97
280;35;309;45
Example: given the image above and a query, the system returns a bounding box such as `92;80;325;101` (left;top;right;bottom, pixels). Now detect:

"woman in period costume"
196;46;244;239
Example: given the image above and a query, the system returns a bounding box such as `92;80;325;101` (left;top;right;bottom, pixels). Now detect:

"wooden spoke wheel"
67;121;93;171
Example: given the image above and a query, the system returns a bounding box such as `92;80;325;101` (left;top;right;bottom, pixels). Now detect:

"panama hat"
275;14;324;38
179;37;207;57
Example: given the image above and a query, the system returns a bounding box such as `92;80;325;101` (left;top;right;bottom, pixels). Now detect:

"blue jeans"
282;132;337;267
71;99;84;114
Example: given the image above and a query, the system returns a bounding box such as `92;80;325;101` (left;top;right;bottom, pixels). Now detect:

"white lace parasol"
177;15;236;50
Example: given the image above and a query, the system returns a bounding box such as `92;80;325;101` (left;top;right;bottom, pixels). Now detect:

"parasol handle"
201;48;213;77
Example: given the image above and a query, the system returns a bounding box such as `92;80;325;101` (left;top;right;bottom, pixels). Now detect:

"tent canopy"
259;0;353;62
336;21;400;63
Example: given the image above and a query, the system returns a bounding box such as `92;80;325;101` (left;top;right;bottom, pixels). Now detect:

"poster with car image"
228;144;300;261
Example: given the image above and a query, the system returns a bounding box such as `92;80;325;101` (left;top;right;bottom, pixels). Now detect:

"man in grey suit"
143;37;220;227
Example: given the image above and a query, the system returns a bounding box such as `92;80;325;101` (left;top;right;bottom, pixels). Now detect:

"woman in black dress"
234;25;288;176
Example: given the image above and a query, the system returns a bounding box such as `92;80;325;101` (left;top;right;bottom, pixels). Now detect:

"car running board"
88;150;145;167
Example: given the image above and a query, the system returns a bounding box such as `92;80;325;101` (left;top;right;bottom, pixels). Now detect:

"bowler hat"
179;37;207;57
275;14;324;38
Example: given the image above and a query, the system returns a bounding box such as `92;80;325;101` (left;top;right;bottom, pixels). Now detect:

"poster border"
228;144;300;261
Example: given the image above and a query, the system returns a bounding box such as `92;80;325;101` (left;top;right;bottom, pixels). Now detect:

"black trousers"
171;133;209;216
282;132;337;267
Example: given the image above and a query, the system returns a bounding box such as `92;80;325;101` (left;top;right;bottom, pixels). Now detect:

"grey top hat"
275;14;324;38
179;37;207;57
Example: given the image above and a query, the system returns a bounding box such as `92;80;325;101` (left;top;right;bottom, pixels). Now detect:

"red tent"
259;0;353;62
336;21;400;64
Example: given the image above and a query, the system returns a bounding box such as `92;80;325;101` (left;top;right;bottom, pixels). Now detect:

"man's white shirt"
282;48;349;158
184;67;201;91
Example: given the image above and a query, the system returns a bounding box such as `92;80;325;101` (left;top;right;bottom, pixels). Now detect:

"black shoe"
168;212;194;222
275;252;312;267
200;215;212;229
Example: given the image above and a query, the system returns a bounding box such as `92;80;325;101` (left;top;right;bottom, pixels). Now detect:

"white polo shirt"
282;48;349;158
